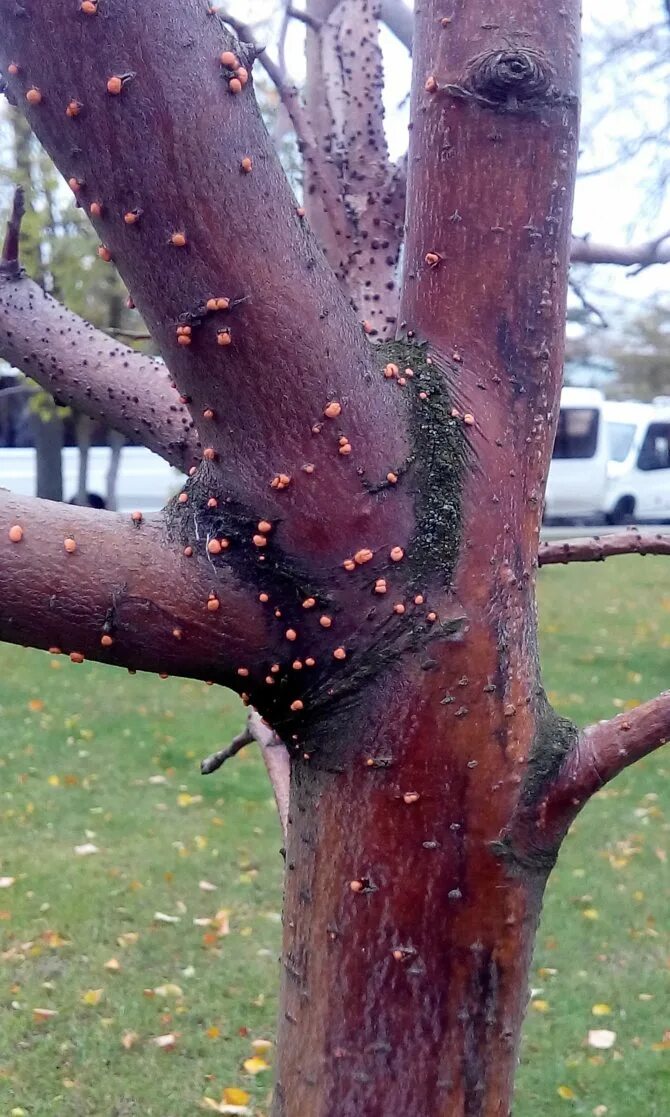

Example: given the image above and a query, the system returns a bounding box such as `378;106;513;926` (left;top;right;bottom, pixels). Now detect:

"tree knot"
464;48;554;104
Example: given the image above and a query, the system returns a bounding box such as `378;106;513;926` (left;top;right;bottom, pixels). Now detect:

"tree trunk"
6;6;666;1117
105;428;125;512
31;409;63;501
75;412;92;505
275;701;549;1116
274;2;581;1113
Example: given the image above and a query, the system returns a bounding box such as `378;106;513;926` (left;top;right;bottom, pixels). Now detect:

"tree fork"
0;0;414;567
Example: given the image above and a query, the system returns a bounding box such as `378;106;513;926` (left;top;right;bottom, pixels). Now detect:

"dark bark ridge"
164;336;470;746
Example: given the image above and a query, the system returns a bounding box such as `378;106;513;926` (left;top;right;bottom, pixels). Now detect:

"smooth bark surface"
0;489;265;682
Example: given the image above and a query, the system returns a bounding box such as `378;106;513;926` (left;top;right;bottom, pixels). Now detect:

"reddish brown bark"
0;2;668;1116
0;489;263;682
509;691;670;860
274;3;582;1115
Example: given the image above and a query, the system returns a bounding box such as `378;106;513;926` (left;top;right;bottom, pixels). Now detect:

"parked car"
544;387;608;523
0;444;184;513
603;398;670;523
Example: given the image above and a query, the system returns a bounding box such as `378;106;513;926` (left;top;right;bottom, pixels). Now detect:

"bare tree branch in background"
538;529;670;567
1;237;199;471
380;0;413;49
578;11;670;218
570;230;670;269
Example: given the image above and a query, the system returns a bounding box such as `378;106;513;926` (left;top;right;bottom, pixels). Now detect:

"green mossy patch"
377;340;468;591
522;687;579;808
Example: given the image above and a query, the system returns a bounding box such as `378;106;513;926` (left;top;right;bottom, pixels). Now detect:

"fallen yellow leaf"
531;1000;550;1013
104;958;121;972
557;1085;576;1100
213;909;230;936
177;792;202;807
592;1003;612;1017
42;930;69;948
582;908;599;920
243;1056;269;1074
81;988;104;1006
223;1088;250;1105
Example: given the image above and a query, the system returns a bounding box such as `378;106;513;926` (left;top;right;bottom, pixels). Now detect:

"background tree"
0;3;668;1117
606;294;670;400
0;103;148;503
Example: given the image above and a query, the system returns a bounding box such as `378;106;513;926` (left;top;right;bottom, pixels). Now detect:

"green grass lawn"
0;558;667;1116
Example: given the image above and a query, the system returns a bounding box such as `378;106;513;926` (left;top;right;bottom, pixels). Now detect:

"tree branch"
538;693;670;847
202;708;290;840
0;487;266;683
217;7;348;245
538;529;670;566
505;691;670;865
1;0;408;557
302;0;358;277
323;0;400;336
380;0;413;50
570;231;670;269
300;0;403;335
0;183;25;269
0;268;199;472
399;4;579;450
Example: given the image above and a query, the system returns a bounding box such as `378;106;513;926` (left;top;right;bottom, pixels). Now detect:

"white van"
603;399;670;523
544;387;608;523
0;444;184;514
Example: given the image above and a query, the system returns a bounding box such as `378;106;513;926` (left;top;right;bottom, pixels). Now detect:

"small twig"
287;5;324;32
200;709;291;840
538;528;670;566
1;186;25;278
200;726;254;774
568;276;608;328
106;327;153;341
277;0;291;77
570;229;670;269
628;230;670;276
